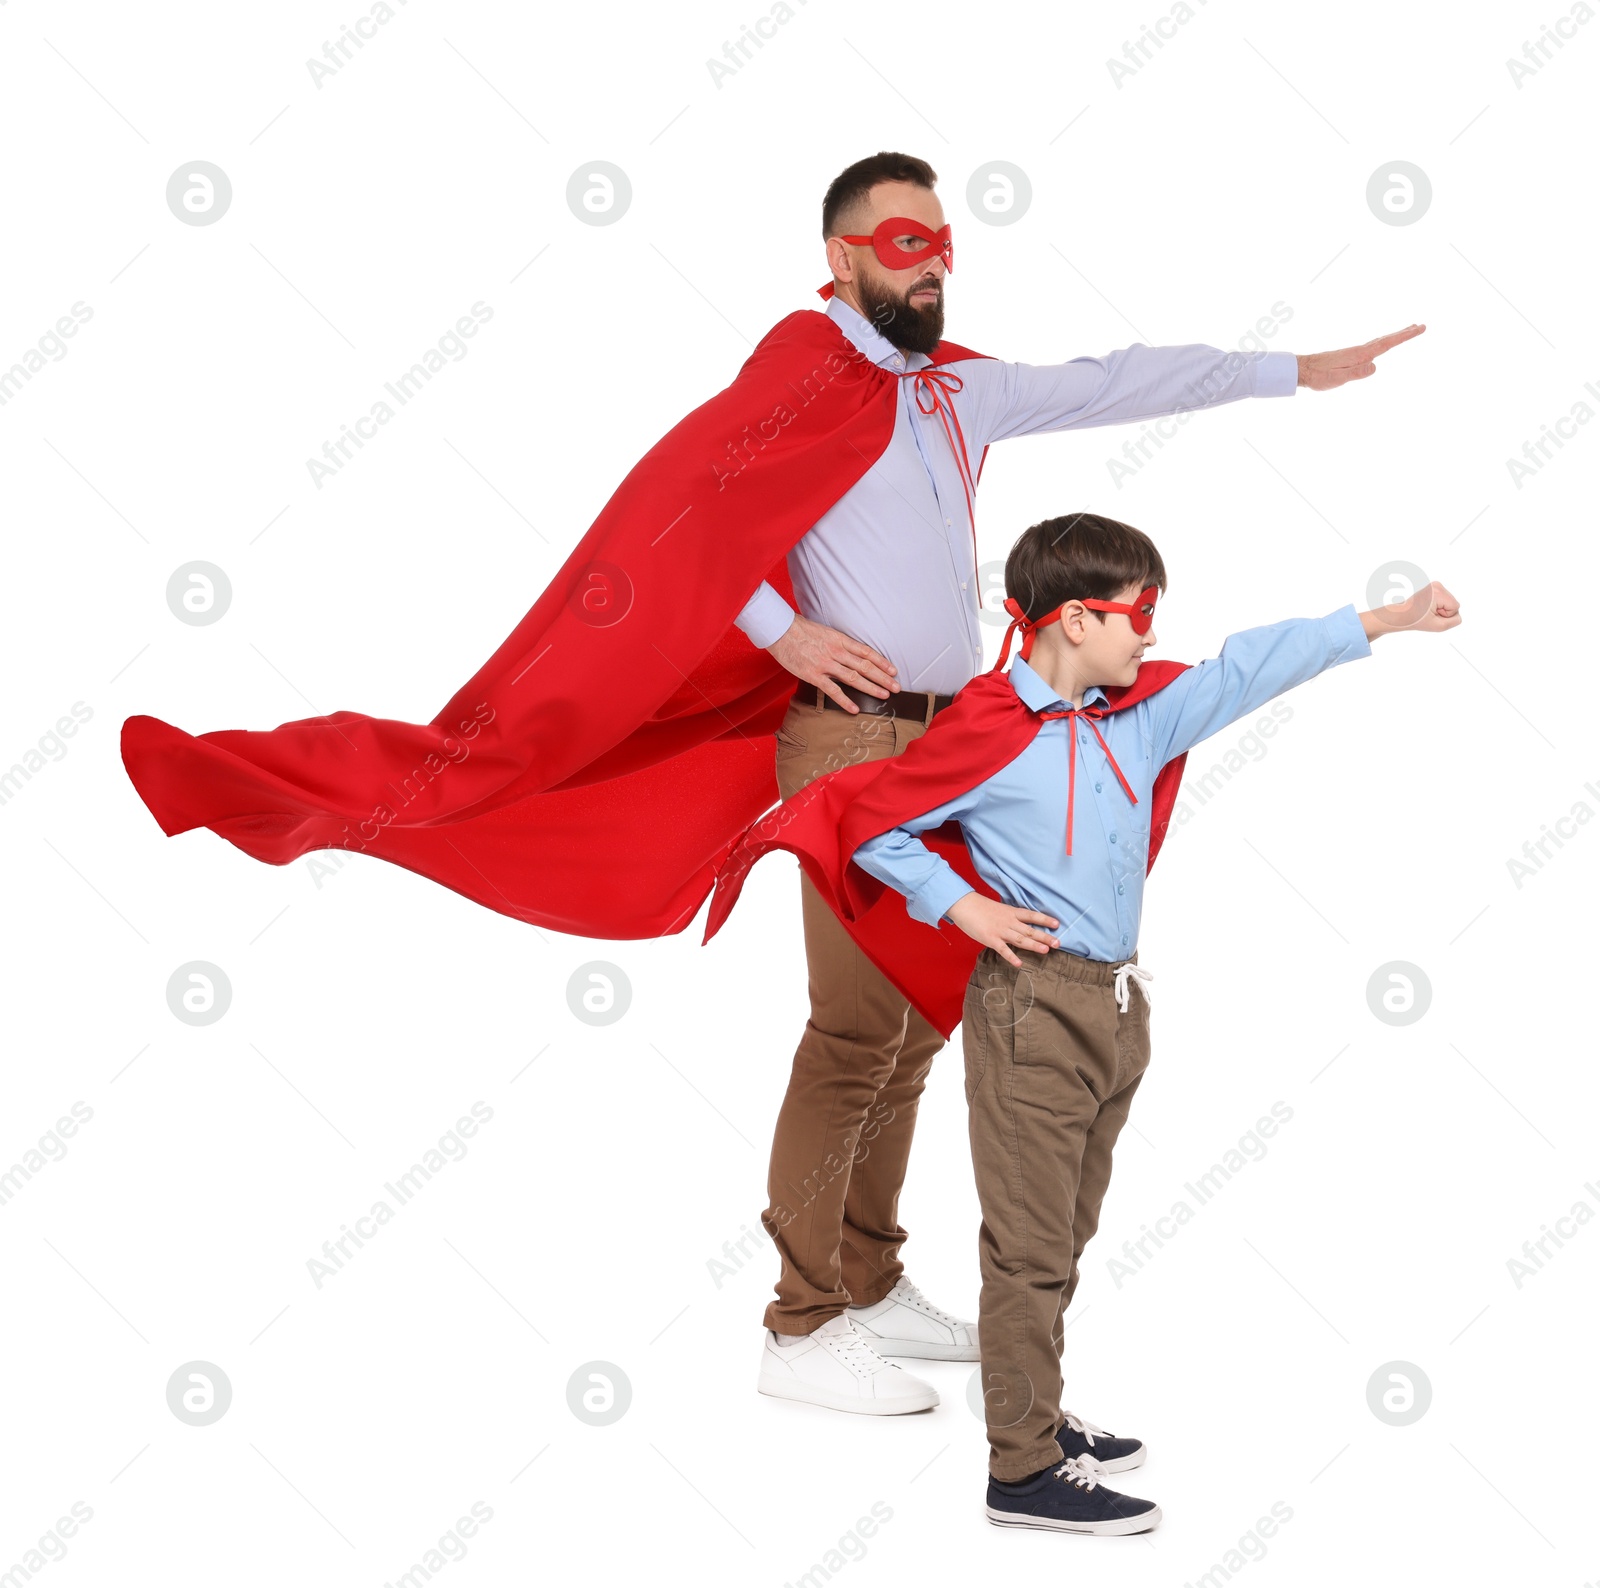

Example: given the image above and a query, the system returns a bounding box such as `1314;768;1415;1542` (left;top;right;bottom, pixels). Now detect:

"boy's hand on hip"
1361;579;1462;639
947;893;1060;967
768;614;899;712
1297;323;1425;390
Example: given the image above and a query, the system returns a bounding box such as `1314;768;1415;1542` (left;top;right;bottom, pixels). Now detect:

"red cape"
703;661;1192;1039
119;311;994;936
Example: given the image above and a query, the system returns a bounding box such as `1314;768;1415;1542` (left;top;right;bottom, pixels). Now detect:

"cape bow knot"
1036;701;1139;858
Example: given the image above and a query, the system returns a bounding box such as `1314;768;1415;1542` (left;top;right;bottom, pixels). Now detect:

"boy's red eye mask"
817;218;954;299
997;587;1161;666
1082;586;1160;635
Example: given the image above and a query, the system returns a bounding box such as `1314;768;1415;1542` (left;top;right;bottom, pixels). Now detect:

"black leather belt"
793;680;955;722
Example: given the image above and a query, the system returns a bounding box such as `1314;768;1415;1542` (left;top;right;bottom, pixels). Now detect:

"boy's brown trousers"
962;943;1152;1480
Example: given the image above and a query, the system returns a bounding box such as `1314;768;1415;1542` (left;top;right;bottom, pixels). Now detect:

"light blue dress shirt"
851;605;1372;962
734;296;1300;693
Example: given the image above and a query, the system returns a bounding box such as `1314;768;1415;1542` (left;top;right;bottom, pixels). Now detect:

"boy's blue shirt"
851;604;1372;962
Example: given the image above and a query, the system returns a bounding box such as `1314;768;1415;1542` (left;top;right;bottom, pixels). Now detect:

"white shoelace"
821;1320;889;1377
1112;961;1154;1013
1051;1454;1106;1491
890;1279;966;1327
1062;1409;1111;1449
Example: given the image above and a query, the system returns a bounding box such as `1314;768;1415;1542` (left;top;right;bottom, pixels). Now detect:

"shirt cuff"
1253;350;1299;399
1324;602;1372;662
734;582;797;649
908;865;977;928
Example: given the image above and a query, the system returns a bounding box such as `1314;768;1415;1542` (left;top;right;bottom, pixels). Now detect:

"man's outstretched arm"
964;322;1427;443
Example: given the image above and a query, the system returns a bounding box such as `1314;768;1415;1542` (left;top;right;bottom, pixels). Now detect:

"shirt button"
945;518;953;526
1095;782;1102;793
1109;832;1117;844
960;580;968;590
1121;934;1129;945
1117;883;1124;895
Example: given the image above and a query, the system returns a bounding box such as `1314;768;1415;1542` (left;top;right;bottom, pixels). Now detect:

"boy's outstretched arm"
1146;580;1461;767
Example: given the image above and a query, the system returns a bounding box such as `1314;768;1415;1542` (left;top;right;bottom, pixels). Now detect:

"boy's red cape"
702;661;1192;1039
118;311;997;938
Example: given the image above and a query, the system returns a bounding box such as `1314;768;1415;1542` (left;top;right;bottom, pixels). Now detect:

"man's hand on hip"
767;615;899;713
1297;323;1426;390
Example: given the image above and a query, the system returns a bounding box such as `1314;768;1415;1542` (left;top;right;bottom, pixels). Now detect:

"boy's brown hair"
1003;512;1167;624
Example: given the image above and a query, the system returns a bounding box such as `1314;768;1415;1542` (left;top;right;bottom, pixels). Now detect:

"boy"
846;512;1460;1534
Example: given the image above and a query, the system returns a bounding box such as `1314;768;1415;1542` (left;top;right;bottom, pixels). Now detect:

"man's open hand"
1297;324;1426;391
946;892;1060;967
768;614;899;713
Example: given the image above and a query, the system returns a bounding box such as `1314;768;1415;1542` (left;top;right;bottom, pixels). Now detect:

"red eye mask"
997;587;1161;666
1082;586;1160;635
817;218;955;300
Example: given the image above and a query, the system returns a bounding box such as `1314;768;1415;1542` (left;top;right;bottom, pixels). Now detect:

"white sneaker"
846;1276;979;1361
757;1315;940;1416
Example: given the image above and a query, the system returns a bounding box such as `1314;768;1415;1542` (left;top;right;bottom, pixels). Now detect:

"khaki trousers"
962;944;1152;1480
761;692;946;1335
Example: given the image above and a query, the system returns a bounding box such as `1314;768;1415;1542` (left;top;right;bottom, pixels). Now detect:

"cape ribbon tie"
899;365;978;562
1037;704;1138;857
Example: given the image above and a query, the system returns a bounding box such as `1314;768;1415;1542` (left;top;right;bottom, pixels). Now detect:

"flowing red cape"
119;310;994;936
702;662;1192;1039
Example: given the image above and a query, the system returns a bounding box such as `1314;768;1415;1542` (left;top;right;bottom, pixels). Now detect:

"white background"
2;0;1596;1583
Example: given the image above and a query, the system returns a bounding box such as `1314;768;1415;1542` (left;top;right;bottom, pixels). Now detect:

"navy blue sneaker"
986;1454;1161;1535
1055;1409;1146;1473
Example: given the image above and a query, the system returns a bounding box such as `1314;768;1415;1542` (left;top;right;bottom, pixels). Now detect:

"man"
745;150;1423;1417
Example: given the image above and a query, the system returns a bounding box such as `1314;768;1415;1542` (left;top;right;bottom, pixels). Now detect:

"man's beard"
856;270;944;356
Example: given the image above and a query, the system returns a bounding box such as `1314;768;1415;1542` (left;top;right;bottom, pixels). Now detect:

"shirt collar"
1008;656;1108;713
826;294;932;374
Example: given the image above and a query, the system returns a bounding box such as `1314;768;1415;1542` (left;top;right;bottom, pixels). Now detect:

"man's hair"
821;151;938;240
1004;512;1168;624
